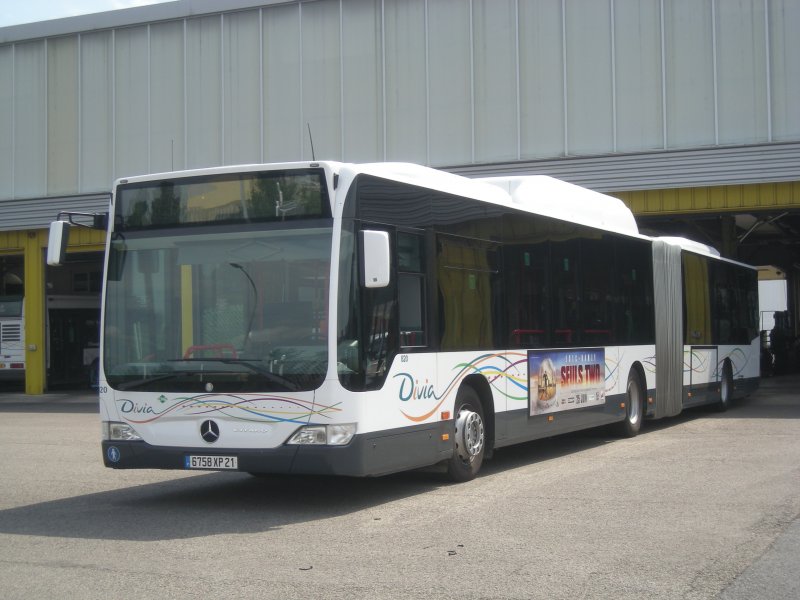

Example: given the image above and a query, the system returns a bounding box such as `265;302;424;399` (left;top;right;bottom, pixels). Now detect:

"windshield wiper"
167;358;300;391
113;357;302;392
116;371;195;391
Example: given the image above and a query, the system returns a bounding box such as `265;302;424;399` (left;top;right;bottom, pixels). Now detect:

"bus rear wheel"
616;369;644;438
446;386;485;482
717;360;734;412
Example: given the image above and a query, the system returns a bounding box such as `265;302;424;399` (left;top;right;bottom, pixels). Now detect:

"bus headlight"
287;423;356;446
102;421;142;441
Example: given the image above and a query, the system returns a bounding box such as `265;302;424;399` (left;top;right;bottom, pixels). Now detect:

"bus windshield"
114;168;330;231
103;223;333;393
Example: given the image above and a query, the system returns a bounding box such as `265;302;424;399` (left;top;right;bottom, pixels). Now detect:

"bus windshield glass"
105;177;333;393
115;168;330;231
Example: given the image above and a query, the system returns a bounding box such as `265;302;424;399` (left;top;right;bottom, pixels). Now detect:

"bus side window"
551;239;580;347
615;237;655;346
397;232;427;348
509;245;548;349
683;253;711;344
581;237;615;346
437;236;496;351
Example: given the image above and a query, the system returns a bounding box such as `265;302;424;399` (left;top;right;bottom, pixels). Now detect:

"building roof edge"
0;0;292;44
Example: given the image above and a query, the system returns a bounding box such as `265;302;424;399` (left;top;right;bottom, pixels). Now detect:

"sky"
0;0;170;28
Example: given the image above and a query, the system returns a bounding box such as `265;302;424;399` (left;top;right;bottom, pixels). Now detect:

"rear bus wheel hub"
455;408;484;461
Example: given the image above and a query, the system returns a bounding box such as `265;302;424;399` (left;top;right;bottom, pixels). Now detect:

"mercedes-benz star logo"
200;420;220;443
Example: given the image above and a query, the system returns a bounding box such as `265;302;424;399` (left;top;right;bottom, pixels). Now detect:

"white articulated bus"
48;162;759;481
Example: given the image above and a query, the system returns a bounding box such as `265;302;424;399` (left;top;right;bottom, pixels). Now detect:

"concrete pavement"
0;374;798;598
0;388;98;411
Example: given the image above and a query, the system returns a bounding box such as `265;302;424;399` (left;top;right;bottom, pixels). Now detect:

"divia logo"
393;372;448;423
393;373;440;402
119;400;156;415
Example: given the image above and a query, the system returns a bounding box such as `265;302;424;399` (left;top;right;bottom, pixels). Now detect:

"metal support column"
23;230;47;395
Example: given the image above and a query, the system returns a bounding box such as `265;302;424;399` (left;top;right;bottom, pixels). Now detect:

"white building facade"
1;0;799;204
1;0;799;392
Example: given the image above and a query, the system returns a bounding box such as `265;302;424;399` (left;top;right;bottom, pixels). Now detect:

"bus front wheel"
616;369;644;438
447;386;485;482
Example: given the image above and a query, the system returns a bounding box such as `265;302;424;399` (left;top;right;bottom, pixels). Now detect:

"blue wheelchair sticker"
107;446;121;463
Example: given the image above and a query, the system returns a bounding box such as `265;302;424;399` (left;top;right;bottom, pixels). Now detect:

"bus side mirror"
360;230;391;288
47;221;70;266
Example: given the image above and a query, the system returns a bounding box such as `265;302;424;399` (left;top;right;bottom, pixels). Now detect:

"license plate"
185;455;238;470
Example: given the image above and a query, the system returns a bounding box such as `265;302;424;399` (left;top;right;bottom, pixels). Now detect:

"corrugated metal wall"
449;141;800;191
0;0;798;201
0;194;110;232
617;180;800;216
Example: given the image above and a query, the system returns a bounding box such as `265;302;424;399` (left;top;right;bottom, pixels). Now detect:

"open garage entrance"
45;252;103;390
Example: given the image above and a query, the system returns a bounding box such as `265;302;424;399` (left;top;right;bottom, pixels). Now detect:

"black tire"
615;369;644;438
717;360;734;412
446;386;486;482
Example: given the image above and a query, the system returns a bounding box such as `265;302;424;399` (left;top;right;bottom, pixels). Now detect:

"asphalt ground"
0;375;798;599
0;388;98;412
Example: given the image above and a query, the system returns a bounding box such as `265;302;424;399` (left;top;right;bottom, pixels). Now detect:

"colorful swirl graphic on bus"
604;355;624;389
395;352;528;422
684;346;753;379
721;347;753;377
639;346;752;379
685;349;713;374
117;393;341;425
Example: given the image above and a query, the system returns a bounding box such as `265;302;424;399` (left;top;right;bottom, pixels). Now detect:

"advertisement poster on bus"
528;348;606;416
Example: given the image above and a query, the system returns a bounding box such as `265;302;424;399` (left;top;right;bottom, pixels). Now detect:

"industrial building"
1;0;798;393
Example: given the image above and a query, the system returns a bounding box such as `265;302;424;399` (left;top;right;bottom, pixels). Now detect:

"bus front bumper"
102;422;450;477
